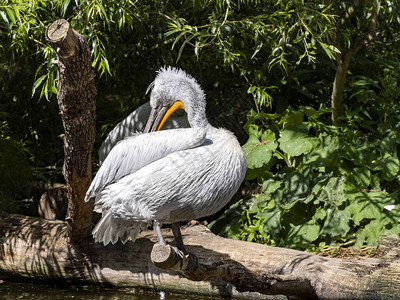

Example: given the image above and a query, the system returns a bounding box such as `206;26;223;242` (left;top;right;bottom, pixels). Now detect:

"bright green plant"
210;101;400;249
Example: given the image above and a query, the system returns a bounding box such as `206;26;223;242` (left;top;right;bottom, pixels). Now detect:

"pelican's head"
144;67;207;133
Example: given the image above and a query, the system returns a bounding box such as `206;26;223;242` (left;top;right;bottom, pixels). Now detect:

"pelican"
85;67;247;252
98;102;189;164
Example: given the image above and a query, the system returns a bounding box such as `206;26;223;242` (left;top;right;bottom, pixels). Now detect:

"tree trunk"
45;19;96;242
331;52;352;125
1;214;399;300
329;1;379;125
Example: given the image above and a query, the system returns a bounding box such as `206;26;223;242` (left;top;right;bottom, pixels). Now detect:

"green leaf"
170;31;186;50
97;2;109;21
319;177;346;206
242;126;277;169
284;221;320;248
301;106;330;119
261;129;275;141
352;76;380;89
102;54;111;75
5;7;16;24
0;11;10;31
262;179;282;195
176;32;199;63
251;42;263;59
352;167;371;188
341;143;371;166
31;74;47;98
244;165;273;182
368;134;400;180
260;209;281;238
278;124;316;157
249;194;266;213
369;155;400;181
61;0;71;17
279;167;311;205
279;109;304;126
320;42;336;60
320;208;351;238
304;134;339;169
355;218;391;246
208;200;244;238
313;206;327;221
345;186;397;226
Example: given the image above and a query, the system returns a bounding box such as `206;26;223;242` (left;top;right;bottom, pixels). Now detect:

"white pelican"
98;102;189;164
85;67;247;251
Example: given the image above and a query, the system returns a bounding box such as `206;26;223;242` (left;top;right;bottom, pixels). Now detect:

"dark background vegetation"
1;0;400;251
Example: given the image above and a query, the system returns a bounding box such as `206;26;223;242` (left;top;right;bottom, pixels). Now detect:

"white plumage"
85;66;247;247
98;102;189;164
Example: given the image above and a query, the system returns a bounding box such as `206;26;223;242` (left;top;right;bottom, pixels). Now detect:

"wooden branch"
1;214;399;299
348;2;379;57
369;1;378;34
45;19;96;241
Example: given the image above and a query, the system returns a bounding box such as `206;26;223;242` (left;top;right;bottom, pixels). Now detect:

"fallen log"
0;214;399;299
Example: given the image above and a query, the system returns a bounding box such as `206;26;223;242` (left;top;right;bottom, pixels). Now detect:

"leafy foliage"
210;99;400;249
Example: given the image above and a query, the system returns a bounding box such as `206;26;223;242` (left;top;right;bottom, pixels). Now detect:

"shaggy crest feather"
146;66;201;95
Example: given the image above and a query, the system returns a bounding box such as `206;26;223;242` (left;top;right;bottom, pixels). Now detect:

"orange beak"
144;100;185;133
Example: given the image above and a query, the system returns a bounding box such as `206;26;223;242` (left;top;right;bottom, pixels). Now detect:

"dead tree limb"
45;19;96;241
1;214;399;300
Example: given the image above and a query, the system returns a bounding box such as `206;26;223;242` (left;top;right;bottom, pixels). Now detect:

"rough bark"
1;214;399;300
45;19;96;241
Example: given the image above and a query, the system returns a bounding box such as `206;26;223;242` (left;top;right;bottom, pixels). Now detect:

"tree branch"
348;2;380;57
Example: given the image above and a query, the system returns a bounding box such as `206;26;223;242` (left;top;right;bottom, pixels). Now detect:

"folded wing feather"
85;127;206;202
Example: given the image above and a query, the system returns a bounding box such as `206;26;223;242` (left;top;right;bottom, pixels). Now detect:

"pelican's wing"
85;127;206;202
98;102;190;164
98;102;152;164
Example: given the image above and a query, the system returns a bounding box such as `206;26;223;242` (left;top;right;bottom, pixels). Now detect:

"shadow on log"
1;214;399;299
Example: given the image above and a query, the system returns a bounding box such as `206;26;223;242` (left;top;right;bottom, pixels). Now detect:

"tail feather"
120;226;140;244
92;210;143;246
92;210;114;246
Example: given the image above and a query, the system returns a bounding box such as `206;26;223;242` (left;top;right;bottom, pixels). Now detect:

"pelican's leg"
154;220;166;245
171;222;186;252
151;221;198;272
172;222;197;271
